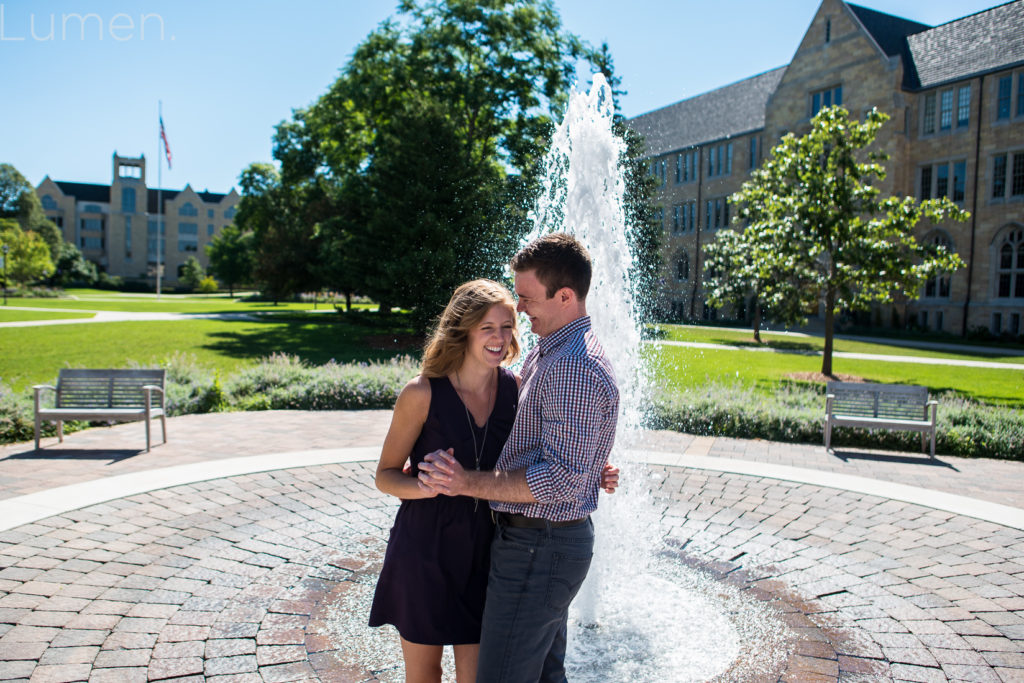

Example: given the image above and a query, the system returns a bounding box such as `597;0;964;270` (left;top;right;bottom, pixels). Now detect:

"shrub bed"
4;358;1021;461
648;381;1024;461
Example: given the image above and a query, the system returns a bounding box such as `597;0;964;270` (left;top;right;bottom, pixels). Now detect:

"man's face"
513;269;561;338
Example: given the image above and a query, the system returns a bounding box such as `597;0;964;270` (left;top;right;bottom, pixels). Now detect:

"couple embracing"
369;232;621;683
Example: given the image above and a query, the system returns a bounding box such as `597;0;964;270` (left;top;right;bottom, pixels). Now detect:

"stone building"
35;153;239;285
629;0;1024;337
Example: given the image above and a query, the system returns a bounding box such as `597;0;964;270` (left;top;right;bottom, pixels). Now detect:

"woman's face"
465;303;515;369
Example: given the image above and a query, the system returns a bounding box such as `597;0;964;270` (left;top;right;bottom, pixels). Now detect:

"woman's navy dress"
369;368;518;645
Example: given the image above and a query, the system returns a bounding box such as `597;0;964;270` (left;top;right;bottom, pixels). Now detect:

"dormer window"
825;18;831;44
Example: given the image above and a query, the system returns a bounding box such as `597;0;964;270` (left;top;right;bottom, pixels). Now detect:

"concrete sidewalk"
0;411;1022;682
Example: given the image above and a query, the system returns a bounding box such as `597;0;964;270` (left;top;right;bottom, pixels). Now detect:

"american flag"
159;115;172;169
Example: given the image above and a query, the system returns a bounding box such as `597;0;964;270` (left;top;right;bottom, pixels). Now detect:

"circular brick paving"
0;461;1022;682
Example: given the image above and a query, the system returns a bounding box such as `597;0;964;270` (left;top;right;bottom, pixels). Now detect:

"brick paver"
0;411;1022;681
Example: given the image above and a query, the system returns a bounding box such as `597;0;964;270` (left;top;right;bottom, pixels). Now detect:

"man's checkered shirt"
491;316;619;522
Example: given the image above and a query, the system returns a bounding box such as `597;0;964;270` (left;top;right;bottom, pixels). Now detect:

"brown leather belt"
494;512;589;529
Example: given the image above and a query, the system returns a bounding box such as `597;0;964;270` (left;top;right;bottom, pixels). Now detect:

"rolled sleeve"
523;357;610;504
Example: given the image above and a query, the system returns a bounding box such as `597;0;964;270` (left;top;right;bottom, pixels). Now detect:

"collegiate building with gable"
34;153;239;285
630;0;1024;337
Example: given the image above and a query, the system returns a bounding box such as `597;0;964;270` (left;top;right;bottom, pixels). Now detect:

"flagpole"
157;100;163;300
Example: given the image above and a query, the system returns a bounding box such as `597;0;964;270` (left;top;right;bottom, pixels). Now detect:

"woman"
369;279;616;683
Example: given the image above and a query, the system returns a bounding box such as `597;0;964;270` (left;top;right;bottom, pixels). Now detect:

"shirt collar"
538;316;591;356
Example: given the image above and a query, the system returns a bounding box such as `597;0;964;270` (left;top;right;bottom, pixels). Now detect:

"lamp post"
1;243;8;306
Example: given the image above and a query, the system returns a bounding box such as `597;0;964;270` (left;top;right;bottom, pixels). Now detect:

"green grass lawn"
648;344;1024;407
4;290;377;315
0;315;419;391
0;309;96;322
654;324;1024;364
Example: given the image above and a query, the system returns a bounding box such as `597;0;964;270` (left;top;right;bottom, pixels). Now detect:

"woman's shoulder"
499;366;522;389
396;374;433;415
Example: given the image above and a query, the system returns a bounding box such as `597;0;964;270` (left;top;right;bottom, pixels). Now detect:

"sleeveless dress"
368;367;518;645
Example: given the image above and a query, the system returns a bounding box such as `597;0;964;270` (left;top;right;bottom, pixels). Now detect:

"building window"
825;18;831;43
147;219;166;263
920;166;932;200
207;209;214;218
936;165;949;198
1014;154;1024;196
121;187;136;213
676;252;689;281
81;218;104;232
179;223;198;252
706;143;732;178
996;228;1024;298
957;85;971;128
922;93;936;135
224;207;237;220
994;155;1007;198
993;312;1003;333
811;85;842;117
41;195;58;210
939;90;954;130
998;76;1012;120
1011;312;1021;336
924;233;953;298
952;161;966;203
937;311;944;332
83;204;103;214
207;224;215;237
124;216;132;260
179;202;198;217
81;236;104;250
672;205;681;233
1018;73;1024;117
920;161;967;202
749;137;757;170
655;208;664;231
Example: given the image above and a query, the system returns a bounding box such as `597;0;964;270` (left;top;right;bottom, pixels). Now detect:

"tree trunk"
752;299;762;344
822;288;835;376
378;301;391;315
346;292;352;312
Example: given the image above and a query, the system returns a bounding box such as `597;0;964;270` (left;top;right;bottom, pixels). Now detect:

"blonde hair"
421;279;520;378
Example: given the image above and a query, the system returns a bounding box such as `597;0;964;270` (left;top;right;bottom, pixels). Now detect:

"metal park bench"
33;369;167;452
825;381;938;457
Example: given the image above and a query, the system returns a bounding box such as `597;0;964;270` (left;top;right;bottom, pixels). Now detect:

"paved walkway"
1;412;1022;681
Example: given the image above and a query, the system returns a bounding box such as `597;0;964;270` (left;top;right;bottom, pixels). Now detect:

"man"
419;232;620;682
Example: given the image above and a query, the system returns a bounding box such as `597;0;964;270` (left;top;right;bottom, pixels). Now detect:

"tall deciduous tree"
726;107;967;375
206;224;254;297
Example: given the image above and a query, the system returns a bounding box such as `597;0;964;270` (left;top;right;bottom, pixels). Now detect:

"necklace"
454;368;495;511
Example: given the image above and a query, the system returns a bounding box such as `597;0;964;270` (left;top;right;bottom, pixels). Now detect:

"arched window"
676;252;689;282
41;195;58;210
924;232;953;298
179;202;198;217
996;228;1024;298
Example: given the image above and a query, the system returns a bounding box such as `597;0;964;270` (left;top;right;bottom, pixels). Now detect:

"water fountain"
325;73;791;681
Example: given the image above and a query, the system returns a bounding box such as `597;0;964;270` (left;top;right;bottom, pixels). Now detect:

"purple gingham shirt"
491;316;619;521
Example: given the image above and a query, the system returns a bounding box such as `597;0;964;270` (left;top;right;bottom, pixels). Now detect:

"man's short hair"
510;232;592;300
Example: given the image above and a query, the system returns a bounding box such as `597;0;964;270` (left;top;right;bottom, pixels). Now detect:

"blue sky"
0;0;999;194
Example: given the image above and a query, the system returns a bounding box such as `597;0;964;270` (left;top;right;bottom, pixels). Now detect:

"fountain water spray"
522;73;742;680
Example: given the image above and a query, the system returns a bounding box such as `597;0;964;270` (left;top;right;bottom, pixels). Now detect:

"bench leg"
824;420;831;451
921;431;926;454
57;421;63;443
34;414;41;450
145;418;151;453
930;428;936;458
161;414;167;444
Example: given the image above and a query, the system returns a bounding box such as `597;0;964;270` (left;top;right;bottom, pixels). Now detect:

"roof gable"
905;1;1024;89
628;67;787;156
53;181;110;204
846;3;930;57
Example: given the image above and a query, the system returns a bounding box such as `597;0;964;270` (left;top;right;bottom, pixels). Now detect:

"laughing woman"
368;279;615;683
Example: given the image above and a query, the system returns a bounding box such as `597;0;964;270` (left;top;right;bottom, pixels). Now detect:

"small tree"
179;256;205;292
206;224;254;297
0;220;55;286
729;106;967;375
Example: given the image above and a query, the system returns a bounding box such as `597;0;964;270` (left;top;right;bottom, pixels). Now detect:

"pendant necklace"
455;368;493;512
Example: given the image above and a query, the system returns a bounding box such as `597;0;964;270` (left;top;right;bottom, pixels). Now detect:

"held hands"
417;448;466;497
601;463;620;494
